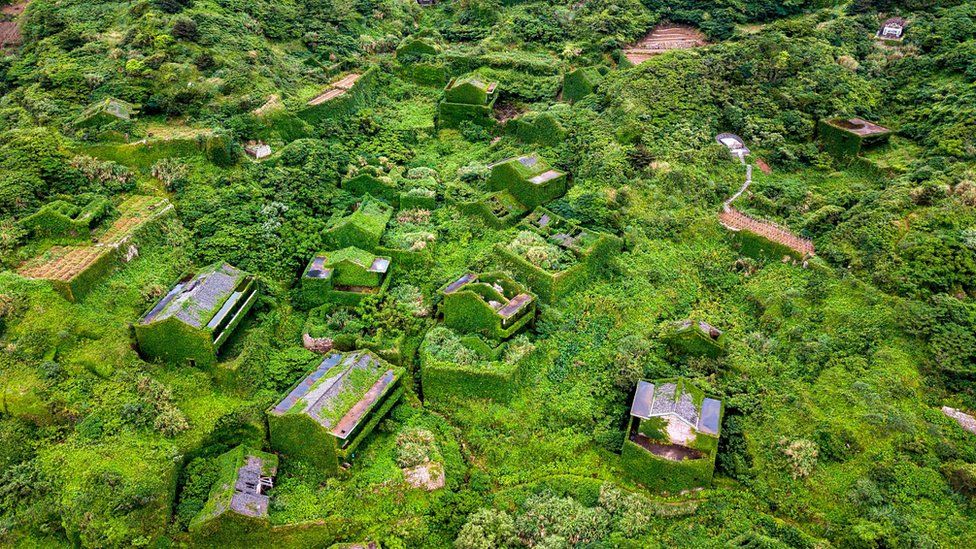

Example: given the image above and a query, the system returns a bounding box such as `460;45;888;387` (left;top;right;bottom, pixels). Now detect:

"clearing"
623;24;707;65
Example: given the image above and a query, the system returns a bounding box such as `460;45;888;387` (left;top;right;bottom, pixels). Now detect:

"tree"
454;509;517;549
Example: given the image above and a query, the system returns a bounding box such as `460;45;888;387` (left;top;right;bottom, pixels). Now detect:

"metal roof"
444;272;477;294
497;293;533;319
270;351;398;441
699;398;722;435
529;170;563;185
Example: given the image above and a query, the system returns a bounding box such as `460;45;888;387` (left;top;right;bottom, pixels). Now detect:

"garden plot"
17;246;111;282
17;195;173;300
308;73;362;106
623;24;707;65
0;1;26;50
95;195;174;244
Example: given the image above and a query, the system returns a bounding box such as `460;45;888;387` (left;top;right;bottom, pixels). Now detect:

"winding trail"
719;161;815;258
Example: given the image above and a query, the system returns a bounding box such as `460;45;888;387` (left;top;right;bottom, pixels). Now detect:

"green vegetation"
2;0;976;547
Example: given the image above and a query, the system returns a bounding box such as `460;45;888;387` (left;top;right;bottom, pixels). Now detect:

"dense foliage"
1;0;975;547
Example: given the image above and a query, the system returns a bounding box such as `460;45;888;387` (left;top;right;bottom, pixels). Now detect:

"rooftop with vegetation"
1;0;976;547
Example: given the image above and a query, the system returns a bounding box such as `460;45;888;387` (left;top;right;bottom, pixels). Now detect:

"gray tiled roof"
142;263;245;328
633;381;713;432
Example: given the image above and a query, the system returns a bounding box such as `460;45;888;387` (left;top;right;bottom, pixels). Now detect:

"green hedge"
443;49;564;76
562;66;604;103
395;38;439;62
376;244;433;270
420;347;520;404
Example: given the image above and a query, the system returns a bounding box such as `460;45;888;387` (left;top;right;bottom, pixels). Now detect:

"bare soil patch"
624;24;707;65
630;434;703;461
308;73;361;106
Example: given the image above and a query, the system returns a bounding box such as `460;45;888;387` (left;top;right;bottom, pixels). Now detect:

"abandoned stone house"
268;350;405;477
488;154;568;209
877;17;906;40
189;445;278;534
134;262;258;368
439;271;536;340
301;246;392;306
244;141;272;160
621;378;723;491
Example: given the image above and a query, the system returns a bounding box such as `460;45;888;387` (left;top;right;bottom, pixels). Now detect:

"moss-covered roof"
270;350;403;440
140;263;250;329
329;195;393;235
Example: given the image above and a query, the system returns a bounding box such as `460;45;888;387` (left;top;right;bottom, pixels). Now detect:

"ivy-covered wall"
663;325;726;358
817;119;892;163
134;316;218;369
341;174;400;206
619;439;717;492
323;196;393;252
268;413;341;479
506;112;568;147
421;350;520;403
436;101;495;130
562;66;605;103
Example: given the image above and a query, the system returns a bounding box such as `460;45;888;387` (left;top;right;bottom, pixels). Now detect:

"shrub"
455;509;517;549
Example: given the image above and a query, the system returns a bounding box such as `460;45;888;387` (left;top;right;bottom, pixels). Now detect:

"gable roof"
141;263;248;329
450;75;492;93
270;351;400;441
630;379;722;436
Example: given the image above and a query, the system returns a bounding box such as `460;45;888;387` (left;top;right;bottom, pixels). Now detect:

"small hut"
877;17;906;41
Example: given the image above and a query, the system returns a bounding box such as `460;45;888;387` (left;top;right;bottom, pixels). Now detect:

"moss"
438;271;535;340
562;66;604;103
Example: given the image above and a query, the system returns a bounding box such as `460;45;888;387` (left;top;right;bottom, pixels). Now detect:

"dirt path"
720;161;815;257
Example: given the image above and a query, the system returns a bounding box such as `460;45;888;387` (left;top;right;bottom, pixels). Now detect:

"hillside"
1;0;975;547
